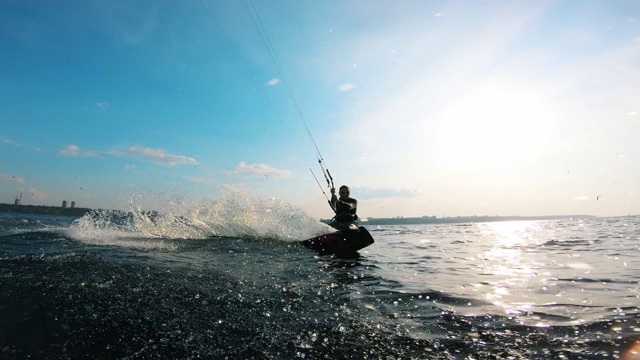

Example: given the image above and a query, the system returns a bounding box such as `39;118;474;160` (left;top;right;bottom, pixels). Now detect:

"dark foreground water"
1;203;640;359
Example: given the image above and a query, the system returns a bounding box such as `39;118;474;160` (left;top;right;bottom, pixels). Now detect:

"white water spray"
67;191;332;248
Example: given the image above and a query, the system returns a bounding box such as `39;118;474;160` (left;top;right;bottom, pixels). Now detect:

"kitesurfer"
330;185;358;230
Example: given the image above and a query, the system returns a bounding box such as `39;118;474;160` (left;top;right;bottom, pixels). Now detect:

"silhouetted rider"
330;185;358;230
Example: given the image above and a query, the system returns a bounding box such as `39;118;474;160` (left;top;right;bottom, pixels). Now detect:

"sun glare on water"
475;221;549;321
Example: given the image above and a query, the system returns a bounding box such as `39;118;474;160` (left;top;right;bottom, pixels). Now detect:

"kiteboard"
300;226;374;256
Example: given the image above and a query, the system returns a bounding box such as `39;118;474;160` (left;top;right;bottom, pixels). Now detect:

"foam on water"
67;191;332;248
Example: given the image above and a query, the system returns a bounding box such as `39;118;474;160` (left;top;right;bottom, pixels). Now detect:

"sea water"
1;193;639;359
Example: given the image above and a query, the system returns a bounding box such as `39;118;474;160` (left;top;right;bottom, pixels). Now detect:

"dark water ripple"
1;213;640;358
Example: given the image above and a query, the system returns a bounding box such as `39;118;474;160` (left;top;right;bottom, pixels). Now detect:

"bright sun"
437;79;553;169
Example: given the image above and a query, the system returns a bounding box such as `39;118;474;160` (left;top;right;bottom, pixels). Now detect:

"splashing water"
67;191;332;247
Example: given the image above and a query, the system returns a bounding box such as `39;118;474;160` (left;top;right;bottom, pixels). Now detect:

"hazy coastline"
0;203;93;217
1;203;597;225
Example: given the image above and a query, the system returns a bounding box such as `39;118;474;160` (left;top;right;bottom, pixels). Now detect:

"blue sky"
1;0;639;219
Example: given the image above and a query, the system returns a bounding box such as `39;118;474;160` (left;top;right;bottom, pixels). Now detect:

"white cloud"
338;83;356;91
60;145;80;156
218;183;248;193
124;146;199;166
59;145;197;166
229;161;291;179
265;78;281;86
3;139;22;147
0;173;25;183
95;101;110;110
59;145;100;158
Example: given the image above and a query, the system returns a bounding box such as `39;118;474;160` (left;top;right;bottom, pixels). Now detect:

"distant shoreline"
0;203;93;217
323;214;597;225
1;203;599;224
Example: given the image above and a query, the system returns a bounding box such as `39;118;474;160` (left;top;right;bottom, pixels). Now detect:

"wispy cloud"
124;146;198;166
59;145;81;156
95;101;110;110
0;173;25;183
60;144;197;166
355;187;419;200
338;82;356;91
229;161;291;179
265;78;281;86
3;138;22;147
59;145;100;158
218;183;248;193
5;138;41;152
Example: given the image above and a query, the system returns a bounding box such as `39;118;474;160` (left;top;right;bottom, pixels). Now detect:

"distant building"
62;200;68;208
71;201;76;209
14;193;22;205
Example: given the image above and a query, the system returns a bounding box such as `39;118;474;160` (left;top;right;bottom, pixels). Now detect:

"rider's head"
339;185;350;200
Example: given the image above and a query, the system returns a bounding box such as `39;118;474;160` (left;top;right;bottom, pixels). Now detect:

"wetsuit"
331;197;358;228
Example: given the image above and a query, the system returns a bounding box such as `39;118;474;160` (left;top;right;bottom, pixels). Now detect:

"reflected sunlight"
478;221;553;321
